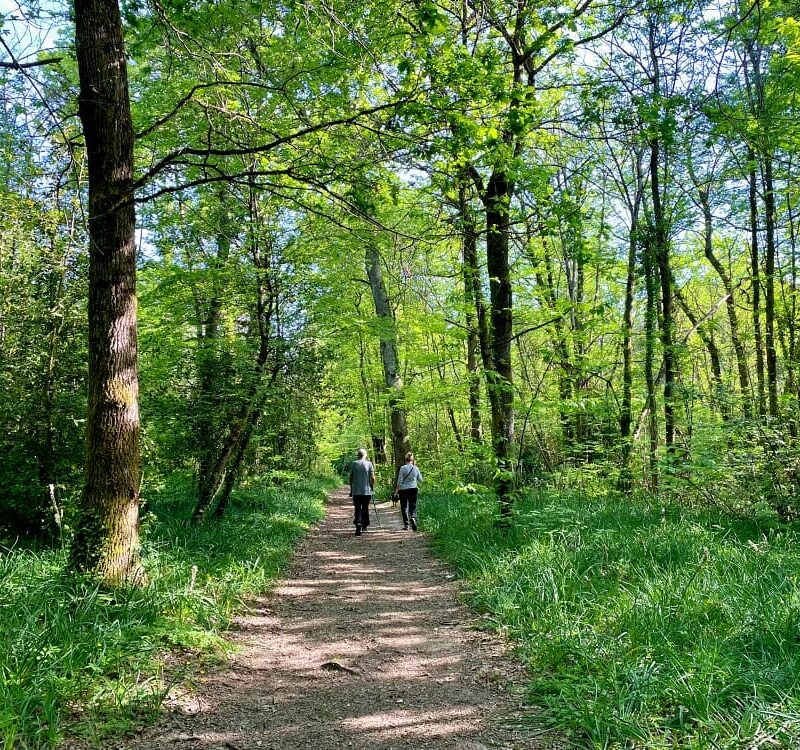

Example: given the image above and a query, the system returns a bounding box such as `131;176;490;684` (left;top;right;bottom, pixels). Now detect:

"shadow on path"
110;487;563;750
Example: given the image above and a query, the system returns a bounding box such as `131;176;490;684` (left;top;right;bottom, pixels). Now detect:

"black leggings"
399;487;418;527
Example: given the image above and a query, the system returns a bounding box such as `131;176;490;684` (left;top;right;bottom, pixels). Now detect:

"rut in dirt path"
111;487;563;750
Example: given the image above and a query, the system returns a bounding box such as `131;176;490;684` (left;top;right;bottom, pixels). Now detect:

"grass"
422;485;800;749
0;473;329;749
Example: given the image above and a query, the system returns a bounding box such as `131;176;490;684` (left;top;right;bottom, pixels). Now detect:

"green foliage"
0;475;327;748
424;486;800;749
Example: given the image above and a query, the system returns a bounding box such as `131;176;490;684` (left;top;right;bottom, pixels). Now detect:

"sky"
0;0;63;63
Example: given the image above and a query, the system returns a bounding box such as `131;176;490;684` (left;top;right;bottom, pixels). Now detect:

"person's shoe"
410;518;417;531
403;525;409;530
355;526;362;536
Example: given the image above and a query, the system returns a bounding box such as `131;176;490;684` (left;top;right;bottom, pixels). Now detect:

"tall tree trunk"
763;154;779;418
648;23;676;455
212;405;262;519
648;140;675;451
696;187;751;418
196;227;231;501
365;242;410;474
356;326;387;463
483;170;514;516
459;183;483;443
192;182;277;522
749;152;767;417
69;0;144;585
644;232;660;492
619;188;642;492
787;188;800;420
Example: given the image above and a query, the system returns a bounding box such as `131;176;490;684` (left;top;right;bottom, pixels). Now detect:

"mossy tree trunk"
69;0;144;585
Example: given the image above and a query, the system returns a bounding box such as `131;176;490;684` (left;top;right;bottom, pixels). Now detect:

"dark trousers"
352;495;371;529
399;488;418;527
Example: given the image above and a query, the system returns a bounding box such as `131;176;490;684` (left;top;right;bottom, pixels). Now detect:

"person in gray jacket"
395;452;422;531
348;448;375;536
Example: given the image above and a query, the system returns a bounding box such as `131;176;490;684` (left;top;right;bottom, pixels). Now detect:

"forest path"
110;487;561;750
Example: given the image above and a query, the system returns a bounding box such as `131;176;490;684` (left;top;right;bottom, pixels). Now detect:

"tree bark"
749;153;767;418
648;26;676;453
696;187;751;418
763;154;779;418
196;225;232;501
459;183;483;443
484;170;514;516
644;231;660;493
673;283;727;420
192;182;277;522
69;0;143;585
365;242;411;475
619;171;643;492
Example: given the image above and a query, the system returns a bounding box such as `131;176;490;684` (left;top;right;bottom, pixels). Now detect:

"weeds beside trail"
0;474;328;749
423;486;800;749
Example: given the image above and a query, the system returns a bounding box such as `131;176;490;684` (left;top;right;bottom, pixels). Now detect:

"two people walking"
348;449;422;535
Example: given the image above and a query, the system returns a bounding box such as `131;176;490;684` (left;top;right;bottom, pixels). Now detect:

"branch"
0;56;62;69
133;97;412;190
135;80;286;139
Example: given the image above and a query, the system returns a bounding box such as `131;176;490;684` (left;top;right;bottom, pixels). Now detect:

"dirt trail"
96;487;562;750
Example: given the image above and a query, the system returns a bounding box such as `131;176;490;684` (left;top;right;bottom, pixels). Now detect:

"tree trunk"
673;283;728;420
763;154;779;418
196;227;231;501
192;183;277;521
619;191;642;492
697;187;751;418
365;242;410;474
644;233;659;492
648;23;676;455
356;326;387;463
749;152;767;418
69;0;144;585
484;170;514;516
650;142;676;452
459;183;483;443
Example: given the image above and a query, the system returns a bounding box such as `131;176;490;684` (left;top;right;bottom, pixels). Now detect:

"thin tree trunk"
749;151;767;417
673;283;728;420
644;234;659;492
459;183;483;443
69;0;144;585
649;143;675;451
619;184;642;492
648;22;676;454
763;154;779;418
787;187;800;420
696;187;751;418
192;180;277;521
196;226;231;501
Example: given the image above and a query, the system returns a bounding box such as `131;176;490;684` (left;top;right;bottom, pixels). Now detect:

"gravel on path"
68;487;565;750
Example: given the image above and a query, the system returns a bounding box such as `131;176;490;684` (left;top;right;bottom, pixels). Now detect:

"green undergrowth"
0;473;329;749
422;486;800;749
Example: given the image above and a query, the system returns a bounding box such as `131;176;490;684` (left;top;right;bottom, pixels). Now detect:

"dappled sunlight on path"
101;486;561;750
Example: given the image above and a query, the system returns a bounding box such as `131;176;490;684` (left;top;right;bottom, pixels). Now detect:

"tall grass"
0;474;328;749
423;487;800;749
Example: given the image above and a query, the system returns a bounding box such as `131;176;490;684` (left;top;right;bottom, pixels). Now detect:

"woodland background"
3;0;800;746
